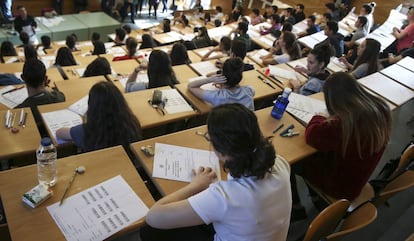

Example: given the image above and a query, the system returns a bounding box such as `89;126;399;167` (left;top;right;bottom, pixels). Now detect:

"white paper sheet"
1;86;28;107
42;109;83;145
268;65;297;80
153;143;221;182
68;95;89;116
0;86;21;109
247;49;269;65
47;175;149;241
161;89;194;114
190;61;219;76
286;92;328;124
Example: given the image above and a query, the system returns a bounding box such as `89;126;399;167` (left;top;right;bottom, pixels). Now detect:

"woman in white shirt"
261;31;301;65
141;103;292;241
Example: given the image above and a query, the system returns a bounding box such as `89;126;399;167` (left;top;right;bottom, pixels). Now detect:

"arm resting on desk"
145;167;216;229
56;127;73;141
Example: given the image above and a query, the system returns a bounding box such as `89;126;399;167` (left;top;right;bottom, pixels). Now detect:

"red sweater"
304;115;385;200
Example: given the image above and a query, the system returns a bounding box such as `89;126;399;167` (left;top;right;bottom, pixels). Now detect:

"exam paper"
68;95;89;116
42;109;83;145
190;61;219;76
0;86;22;109
47;175;149;241
286;92;328;125
161;89;194;114
153;143;221;182
1;86;28;108
268;65;297;80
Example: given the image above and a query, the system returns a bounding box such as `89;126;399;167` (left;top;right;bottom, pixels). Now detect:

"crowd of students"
0;1;412;240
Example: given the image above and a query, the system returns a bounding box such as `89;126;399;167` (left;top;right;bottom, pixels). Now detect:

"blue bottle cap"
40;137;52;146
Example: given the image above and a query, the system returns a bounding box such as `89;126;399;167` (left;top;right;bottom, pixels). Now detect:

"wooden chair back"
303;199;350;241
372;170;414;205
327;202;377;241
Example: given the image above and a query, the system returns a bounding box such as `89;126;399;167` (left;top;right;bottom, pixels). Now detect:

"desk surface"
124;86;198;129
358;72;414;106
0;108;40;159
172;64;201;84
380;63;414;90
54;76;107;104
130;107;316;195
258;64;308;89
0;146;154;241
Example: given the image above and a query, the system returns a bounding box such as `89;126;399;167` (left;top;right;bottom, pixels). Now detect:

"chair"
371;144;414;206
306;181;375;212
326;202;377;241
303;199;350;241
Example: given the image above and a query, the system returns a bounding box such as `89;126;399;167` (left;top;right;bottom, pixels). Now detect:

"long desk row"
0;99;317;241
0;12;120;45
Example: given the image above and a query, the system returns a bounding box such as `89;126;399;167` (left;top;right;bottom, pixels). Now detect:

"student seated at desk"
188;57;255;111
191;27;212;49
290;44;331;96
250;8;264;26
54;47;77;67
230;21;252;51
315;21;344;57
214;39;254;74
201;36;231;61
290;72;391;221
140;34;157;49
260;14;281;36
83;57;112;78
261;31;301;65
162;18;171;33
91;40;106;55
296;15;321;38
0;40;18;63
113;37;139;61
56;81;142;152
17;59;65;108
24;44;37;60
340;38;381;79
142;103;291;241
66;34;79;52
37;35;52;54
170;43;191;66
126;50;178;93
113;28;127;46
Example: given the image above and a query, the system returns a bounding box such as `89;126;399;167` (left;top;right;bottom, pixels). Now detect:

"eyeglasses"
196;131;210;142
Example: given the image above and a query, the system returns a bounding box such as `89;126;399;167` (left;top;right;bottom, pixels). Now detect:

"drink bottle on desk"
37;137;57;187
271;87;292;119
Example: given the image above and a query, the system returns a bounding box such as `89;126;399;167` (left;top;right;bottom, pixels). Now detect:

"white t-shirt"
273;53;291;64
188;155;292;241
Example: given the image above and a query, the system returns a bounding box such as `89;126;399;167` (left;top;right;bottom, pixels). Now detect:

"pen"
2;86;24;95
22;112;28;128
258;75;276;89
280;124;294;136
18;109;24;125
272;124;284;134
281;131;300;137
5;110;11;127
60;166;86;206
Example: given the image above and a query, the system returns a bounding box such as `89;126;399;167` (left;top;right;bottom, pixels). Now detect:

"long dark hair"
147;50;178;88
353;38;380;76
140;34;156;49
323;72;391;158
84;81;142;151
282;31;301;60
55;47;77;66
83;57;111;77
207;104;276;179
170;43;190;66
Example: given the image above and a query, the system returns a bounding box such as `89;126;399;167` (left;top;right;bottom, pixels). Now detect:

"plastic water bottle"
271;87;292;119
37;137;57;187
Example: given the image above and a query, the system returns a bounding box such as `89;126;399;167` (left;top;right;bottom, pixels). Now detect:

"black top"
16;90;65;108
14;15;37;34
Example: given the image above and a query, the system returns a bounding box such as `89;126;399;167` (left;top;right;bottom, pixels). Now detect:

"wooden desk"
54;76;107;104
258;64;308;89
172;64;200;84
0;146;154;241
380;64;414;90
251;35;276;50
130;107;316;195
124;86;198;129
129;126;224;196
0;62;24;73
175;83;212;114
110;59;139;76
358;72;414;106
47;68;65;82
0;108;40;160
255;107;316;163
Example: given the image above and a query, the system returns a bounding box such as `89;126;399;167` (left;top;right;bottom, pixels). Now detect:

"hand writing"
190;166;217;191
